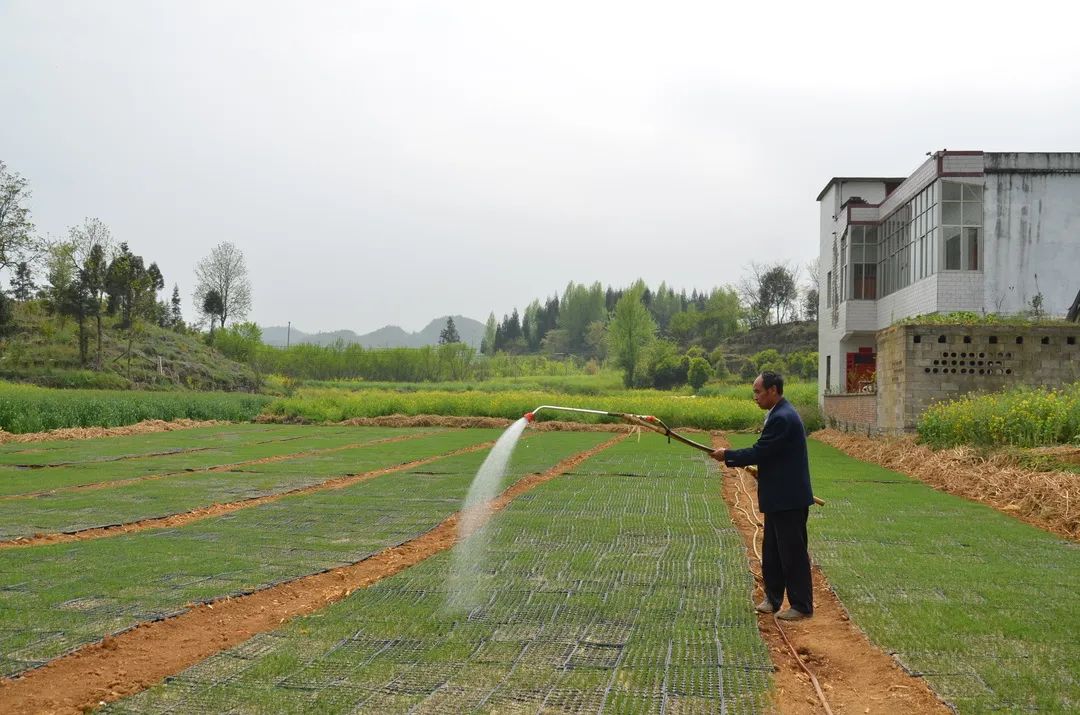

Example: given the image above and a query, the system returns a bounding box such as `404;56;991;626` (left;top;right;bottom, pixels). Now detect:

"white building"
816;151;1080;403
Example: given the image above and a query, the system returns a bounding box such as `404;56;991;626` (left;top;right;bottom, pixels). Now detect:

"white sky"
3;0;1079;333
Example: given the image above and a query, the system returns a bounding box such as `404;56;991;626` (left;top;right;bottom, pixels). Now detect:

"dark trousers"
762;507;812;614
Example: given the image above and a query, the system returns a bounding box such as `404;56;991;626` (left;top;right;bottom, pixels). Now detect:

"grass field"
2;423;1075;713
262;386;822;431
103;437;772;714
728;434;1080;712
0;381;271;434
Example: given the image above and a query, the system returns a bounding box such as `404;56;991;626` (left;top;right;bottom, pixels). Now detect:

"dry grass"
814;428;1079;540
0;419;226;445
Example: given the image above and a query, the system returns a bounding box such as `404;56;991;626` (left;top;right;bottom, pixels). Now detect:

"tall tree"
0;160;37;273
0;290;12;337
11;261;34;301
81;244;109;369
759;264;799;325
169;284;183;329
193;242;251;328
202;289;225;338
439;316;461;344
43;242;76;326
481;312;497;355
557;281;605;355
607;283;657;387
105;243;158;377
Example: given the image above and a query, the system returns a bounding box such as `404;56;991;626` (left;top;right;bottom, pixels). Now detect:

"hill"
718;320;817;356
261;315;485;349
0;303;259;391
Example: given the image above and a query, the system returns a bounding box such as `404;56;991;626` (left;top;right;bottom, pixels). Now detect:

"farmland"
0;419;1075;714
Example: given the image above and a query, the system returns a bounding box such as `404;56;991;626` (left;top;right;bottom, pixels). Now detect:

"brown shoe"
754;599;777;614
776;608;811;621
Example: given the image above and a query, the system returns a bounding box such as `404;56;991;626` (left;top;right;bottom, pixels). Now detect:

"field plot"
727;434;1080;712
105;438;773;714
0;429;608;677
0;428;500;540
0;424;409;497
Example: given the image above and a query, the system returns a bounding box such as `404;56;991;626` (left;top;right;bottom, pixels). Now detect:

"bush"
917;382;1080;448
687;357;712;391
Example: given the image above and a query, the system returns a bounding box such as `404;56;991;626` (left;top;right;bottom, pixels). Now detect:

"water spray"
524;405;825;506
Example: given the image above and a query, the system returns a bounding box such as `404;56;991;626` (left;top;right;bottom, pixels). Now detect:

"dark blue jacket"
724;398;814;513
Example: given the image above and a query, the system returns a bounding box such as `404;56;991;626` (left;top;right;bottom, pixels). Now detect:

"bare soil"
814;429;1079;540
0;436;490;550
0;419;226;445
713;434;949;715
0;435;624;715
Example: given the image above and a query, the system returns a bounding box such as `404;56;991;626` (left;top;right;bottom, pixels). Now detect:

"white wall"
983;169;1080;316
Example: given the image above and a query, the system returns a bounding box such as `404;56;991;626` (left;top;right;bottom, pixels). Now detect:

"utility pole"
287;321;291;348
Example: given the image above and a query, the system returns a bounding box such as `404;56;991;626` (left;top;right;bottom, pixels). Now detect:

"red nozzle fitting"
524;412;535;422
645;415;657;423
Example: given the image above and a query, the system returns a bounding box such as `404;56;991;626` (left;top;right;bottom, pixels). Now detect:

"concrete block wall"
876;323;1080;432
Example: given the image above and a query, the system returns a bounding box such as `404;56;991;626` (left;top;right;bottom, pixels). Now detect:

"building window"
877;181;937;298
941;181;982;271
850;226;877;299
826;271;833;308
826;355;831;391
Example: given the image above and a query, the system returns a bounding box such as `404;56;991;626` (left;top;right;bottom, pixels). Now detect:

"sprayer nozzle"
645;415;657;422
524;412;535;422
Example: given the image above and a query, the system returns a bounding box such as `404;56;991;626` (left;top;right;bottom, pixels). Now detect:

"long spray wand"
524;405;825;506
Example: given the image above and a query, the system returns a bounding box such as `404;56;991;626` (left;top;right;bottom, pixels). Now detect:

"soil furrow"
713;434;948;714
0;430;443;501
0;438;492;549
0;434;624;715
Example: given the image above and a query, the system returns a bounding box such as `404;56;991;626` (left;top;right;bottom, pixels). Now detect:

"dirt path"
0;419;228;445
814;429;1079;540
0;430;444;501
713;435;949;715
0;434;624;715
0;438;492;549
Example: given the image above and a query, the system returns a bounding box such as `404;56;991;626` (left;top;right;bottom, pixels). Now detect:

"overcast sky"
3;1;1079;333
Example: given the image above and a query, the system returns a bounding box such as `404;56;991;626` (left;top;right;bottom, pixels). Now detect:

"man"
711;371;815;620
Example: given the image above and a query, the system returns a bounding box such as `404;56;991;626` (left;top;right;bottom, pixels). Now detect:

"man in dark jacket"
711;371;815;620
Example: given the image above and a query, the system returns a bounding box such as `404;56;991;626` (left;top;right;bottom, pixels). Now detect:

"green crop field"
728;434;1080;712
103;437;772;714
2;422;1075;714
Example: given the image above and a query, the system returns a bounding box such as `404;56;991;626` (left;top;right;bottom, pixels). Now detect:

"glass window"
963;184;982;201
962;202;983;226
965;227;980;270
945;227;962;270
943;181;962;200
942;201;962;225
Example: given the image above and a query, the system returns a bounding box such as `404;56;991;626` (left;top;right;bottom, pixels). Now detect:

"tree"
607;285;657;387
11;261;34;301
759;265;799;324
194;241;251;328
804;288;819;322
105;243;159;377
43;242;76;325
169;284;183;329
687;357;712;391
0;290;12;337
439;316;461;344
481;312;497;355
0;160;37;273
202;289;225;338
81;244;109;369
644;339;687;390
557;281;606;355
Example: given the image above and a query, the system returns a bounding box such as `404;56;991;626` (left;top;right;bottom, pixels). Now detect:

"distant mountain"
261;315;485;349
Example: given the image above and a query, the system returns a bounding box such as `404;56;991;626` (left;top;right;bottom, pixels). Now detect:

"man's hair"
760;371;784;395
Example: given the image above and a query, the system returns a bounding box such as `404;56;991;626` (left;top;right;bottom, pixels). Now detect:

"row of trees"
0;159;254;374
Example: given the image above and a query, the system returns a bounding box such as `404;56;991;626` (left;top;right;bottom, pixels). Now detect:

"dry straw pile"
0;419;225;445
815;429;1079;540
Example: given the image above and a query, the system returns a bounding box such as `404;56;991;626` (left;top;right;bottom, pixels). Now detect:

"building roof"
815;176;908;202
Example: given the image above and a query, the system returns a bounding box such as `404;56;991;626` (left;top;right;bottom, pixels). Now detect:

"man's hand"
709;448;726;462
